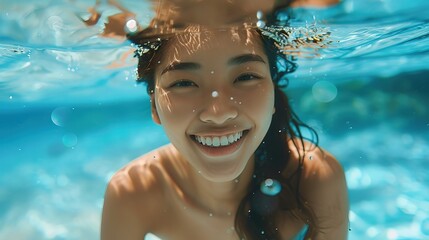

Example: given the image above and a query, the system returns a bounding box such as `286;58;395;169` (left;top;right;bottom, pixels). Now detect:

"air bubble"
124;19;138;33
9;96;12;100
421;217;429;235
62;133;78;148
260;178;281;196
312;81;337;103
51;107;73;127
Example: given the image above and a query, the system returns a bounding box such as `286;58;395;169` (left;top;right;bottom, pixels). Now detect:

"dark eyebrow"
228;54;266;66
161;61;201;75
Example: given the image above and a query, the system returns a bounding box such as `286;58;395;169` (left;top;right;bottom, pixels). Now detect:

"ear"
150;95;161;125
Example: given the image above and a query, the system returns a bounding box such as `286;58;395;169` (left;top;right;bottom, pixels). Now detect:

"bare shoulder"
101;145;174;240
288;140;349;239
294;141;345;183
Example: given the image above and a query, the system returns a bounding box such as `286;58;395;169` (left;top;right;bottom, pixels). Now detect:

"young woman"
100;19;348;239
98;0;348;239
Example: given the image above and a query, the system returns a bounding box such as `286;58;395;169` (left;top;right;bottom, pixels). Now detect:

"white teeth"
194;131;244;147
212;137;220;147
220;136;228;146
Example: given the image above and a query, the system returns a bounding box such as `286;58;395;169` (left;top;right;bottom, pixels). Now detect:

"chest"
151;205;306;240
154;206;239;240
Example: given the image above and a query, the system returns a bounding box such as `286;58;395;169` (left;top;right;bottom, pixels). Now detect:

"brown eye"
235;73;262;82
169;80;198;88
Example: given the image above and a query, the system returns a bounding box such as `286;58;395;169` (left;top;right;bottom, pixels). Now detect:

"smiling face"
151;28;275;182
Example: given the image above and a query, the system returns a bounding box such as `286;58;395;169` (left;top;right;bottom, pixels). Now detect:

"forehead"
160;28;266;64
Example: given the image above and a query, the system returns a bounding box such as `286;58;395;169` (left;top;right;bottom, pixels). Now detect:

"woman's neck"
184;155;255;216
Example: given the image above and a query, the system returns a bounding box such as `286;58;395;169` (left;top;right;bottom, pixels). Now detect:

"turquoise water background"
1;0;429;239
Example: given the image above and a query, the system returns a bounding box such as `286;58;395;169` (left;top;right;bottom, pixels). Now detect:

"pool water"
1;0;428;239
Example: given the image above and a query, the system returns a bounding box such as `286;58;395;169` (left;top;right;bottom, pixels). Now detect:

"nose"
199;92;238;124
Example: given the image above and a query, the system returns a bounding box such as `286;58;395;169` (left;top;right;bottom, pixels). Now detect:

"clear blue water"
1;0;428;239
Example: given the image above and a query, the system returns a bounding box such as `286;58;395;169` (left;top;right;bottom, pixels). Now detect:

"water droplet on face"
230;97;234;100
309;155;313;160
211;91;219;98
192;109;196;113
260;178;281;196
210;70;215;74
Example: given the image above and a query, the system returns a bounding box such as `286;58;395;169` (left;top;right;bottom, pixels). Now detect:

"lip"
190;130;250;157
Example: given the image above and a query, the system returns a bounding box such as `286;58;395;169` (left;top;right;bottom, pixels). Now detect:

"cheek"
155;90;198;123
236;84;275;116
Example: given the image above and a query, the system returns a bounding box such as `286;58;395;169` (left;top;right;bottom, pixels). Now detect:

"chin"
197;160;249;183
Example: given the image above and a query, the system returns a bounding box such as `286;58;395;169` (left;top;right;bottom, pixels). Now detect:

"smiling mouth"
190;130;249;156
192;130;248;147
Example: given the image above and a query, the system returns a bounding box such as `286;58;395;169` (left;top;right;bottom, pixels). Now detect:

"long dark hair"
128;26;318;240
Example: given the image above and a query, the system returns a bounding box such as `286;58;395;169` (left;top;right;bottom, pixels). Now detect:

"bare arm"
300;148;349;239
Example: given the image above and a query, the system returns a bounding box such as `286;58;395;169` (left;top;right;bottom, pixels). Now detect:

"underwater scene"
1;0;428;239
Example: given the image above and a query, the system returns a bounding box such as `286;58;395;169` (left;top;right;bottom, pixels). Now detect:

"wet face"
151;28;275;182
